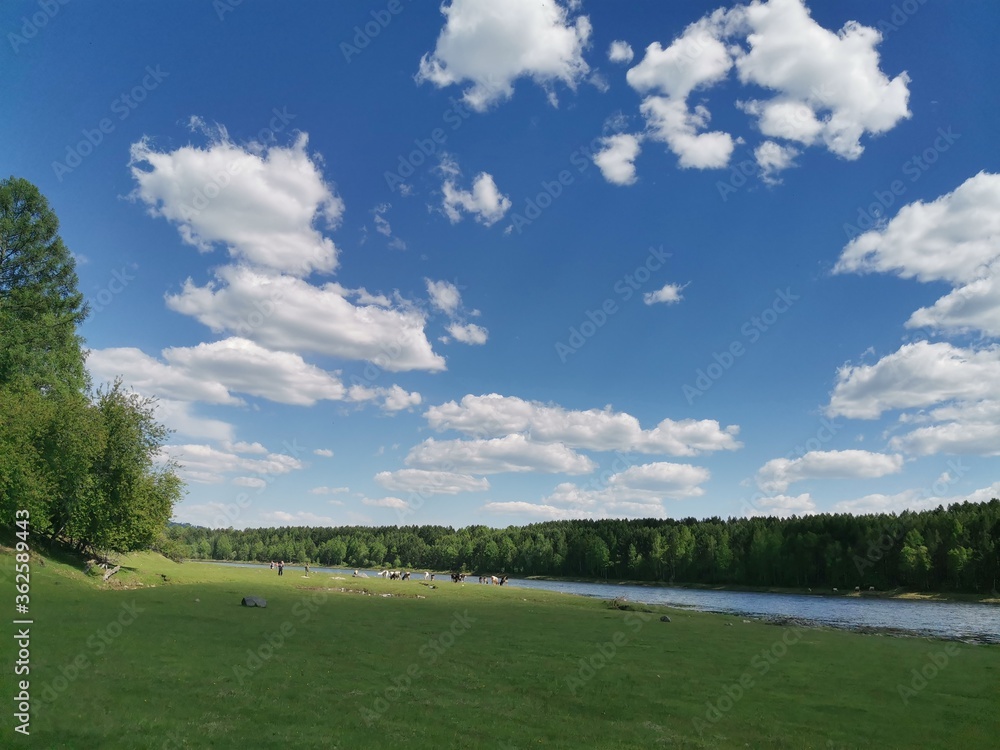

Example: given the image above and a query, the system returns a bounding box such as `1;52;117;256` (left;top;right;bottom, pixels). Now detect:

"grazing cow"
451;572;466;583
377;570;389;578
424;571;431;580
869;586;875;592
491;575;500;585
499;575;508;586
402;571;410;581
855;586;860;592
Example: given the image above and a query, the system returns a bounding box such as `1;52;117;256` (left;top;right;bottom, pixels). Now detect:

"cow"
424;571;431;580
491;575;500;585
499;575;509;586
402;571;410;581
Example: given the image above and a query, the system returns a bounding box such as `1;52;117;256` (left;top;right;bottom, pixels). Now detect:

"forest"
166;498;1000;593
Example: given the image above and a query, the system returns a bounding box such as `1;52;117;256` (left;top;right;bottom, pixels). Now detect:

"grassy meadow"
2;548;999;749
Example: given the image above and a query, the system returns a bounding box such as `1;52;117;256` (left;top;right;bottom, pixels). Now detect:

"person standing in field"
304;562;309;576
278;561;284;576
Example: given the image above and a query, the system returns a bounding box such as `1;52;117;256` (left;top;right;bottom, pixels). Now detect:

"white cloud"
309;486;350;495
612;0;910;180
232;476;266;489
227;441;268;454
609;461;711;496
405;434;596;475
417;0;592;111
482;501;593;520
313;448;334;457
166;265;445;372
754;140;799;184
424;393;741;456
259;510;338;527
643;282;686;305
426;279;462;315
149;398;236;443
607;40;634;64
593;134;643;186
731;0;911;160
90;338;347;407
374;469;490;495
639;96;735;170
447;322;489;345
380;385;422;412
362;496;409;510
746;493;817;517
163;443;304;485
129;130;343;277
836;172;1000;337
442;171;511;226
755;449;904;493
827;341;1000;420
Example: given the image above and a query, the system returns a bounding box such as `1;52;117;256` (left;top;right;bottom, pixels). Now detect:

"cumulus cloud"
442;171;511;226
313;448;334;457
362;496;409;510
163;443;304;485
826;341;1000;420
643;282;686;305
426;278;489;346
129;130;343;277
755;140;799;184
166;265;445;372
482;501;593;520
405;434;596;475
424;393;741;456
259;510;339;527
593;133;643;185
380;384;423;412
447;322;489;345
836;172;1000;337
426;279;462;315
607;0;910;182
417;0;592;111
607;40;634;64
374;469;490;495
755;449;904;493
89;338;347;407
745;493;817;517
309;486;349;495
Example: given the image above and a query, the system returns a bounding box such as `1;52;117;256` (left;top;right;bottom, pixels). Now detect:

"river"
199;562;1000;644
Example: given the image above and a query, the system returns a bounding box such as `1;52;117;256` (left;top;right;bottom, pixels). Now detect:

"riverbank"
5;548;1000;748
523;574;1000;605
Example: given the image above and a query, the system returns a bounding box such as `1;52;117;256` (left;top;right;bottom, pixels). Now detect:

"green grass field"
3;548;998;749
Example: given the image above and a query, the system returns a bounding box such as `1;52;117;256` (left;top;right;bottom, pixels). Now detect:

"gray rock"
660;615;671;623
241;596;267;608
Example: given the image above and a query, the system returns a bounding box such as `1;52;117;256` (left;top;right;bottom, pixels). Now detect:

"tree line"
0;177;182;556
167;498;1000;593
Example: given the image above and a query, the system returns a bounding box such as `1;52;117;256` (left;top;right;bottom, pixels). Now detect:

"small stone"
660;615;671;623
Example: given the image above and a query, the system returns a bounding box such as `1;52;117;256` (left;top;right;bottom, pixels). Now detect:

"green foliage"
169;499;1000;594
0;175;88;393
0;177;183;554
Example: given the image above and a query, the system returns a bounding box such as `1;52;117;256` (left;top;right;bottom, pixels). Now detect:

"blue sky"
3;0;998;529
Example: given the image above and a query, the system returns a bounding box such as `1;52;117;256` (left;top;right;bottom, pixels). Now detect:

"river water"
200;562;1000;643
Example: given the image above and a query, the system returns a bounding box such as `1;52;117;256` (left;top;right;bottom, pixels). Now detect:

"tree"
65;380;183;554
0;176;88;393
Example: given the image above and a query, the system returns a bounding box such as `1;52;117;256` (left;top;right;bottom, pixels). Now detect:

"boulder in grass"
660;615;671;623
241;596;267;608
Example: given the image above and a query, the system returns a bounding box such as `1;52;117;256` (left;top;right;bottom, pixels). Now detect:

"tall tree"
0;176;88;392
